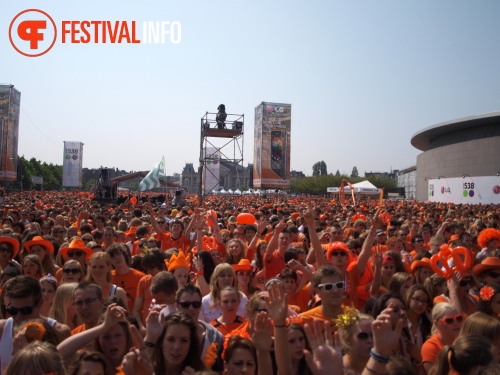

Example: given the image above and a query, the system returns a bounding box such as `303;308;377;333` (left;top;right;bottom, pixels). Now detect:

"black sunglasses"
6;304;35;316
63;268;81;274
0;247;11;254
331;251;347;257
178;301;201;309
459;279;472;287
488;272;500;279
357;332;373;340
67;251;84;258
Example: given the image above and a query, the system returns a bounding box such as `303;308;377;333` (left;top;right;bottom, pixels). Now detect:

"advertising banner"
0;85;21;180
62;141;83;187
203;147;220;194
427;176;500;204
253;102;291;188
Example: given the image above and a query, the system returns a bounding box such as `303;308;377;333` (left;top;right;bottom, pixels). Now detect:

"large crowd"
1;189;500;375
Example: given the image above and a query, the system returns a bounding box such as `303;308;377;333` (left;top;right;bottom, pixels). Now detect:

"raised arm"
145;202;162;235
356;208;382;274
57;303;126;362
265;221;286;262
265;281;293;375
303;206;327;267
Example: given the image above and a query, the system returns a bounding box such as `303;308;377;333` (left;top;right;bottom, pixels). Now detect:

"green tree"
335;169;340;177
351;166;359;178
312;161;327;177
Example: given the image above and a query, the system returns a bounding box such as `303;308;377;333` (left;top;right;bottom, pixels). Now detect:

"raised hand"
371;302;404;356
303;319;343;375
265;279;287;326
251;312;273;352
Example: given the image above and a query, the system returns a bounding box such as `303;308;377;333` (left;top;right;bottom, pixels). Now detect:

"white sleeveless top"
0;317;56;373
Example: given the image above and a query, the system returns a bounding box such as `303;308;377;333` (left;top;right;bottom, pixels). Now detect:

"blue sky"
2;1;500;177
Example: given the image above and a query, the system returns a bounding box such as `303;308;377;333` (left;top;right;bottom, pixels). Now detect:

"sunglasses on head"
357;332;373;340
459;278;472;287
67;251;84;258
178;301;201;309
488;271;500;279
437;314;464;325
414;239;424;243
6;304;35;316
331;251;347;257
318;281;345;291
63;268;81;274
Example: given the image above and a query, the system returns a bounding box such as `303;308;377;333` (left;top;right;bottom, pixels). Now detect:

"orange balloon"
237;213;256;225
130;197;138;205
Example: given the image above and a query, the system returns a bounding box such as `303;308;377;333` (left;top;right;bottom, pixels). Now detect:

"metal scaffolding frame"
198;111;244;205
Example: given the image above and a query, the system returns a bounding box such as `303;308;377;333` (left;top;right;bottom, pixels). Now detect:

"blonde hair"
87;252;112;283
339;313;373;352
209;263;237;307
225;239;246;265
431;302;458;334
22;254;44;278
49;282;79;330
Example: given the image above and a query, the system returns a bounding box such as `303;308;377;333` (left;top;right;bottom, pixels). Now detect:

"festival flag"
139;157;165;191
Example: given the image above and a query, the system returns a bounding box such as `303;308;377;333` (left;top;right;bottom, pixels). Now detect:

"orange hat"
232;259;252;272
59;238;93;260
24;236;54;255
478;228;500;248
473;257;500;278
327;242;351;262
0;236;20;259
167;251;190;272
320;214;327;221
290;212;300;220
410;258;433;272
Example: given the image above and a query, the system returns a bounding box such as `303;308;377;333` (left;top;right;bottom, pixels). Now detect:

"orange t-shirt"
136;275;153;324
356;262;374;310
210;316;245;336
299;306;337;335
344;263;361;308
421;333;443;365
111;268;146;312
288;286;312;313
264;250;286;281
71;323;86;335
156;231;190;251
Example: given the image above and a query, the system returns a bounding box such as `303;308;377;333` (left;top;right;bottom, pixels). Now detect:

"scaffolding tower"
198;111;244;205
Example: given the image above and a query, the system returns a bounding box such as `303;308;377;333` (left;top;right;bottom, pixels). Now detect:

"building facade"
411;111;500;201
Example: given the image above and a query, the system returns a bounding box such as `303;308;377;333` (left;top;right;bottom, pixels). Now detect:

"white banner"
62;141;83;187
203;147;220;194
427;176;500;204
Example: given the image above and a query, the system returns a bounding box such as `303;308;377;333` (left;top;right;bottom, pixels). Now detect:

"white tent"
326;180;380;194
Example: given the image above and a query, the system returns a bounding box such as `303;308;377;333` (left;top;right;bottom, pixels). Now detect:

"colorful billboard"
62;141;84;187
0;85;21;180
203;147;220;194
253;102;291;188
427;176;500;204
